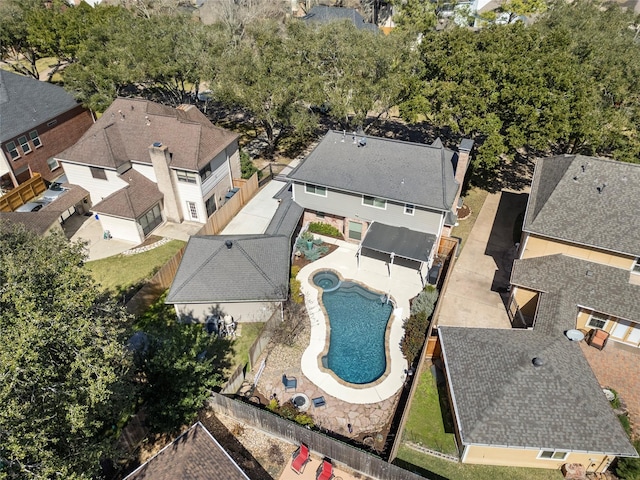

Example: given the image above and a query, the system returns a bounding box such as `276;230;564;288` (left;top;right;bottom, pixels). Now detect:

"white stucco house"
55;98;240;243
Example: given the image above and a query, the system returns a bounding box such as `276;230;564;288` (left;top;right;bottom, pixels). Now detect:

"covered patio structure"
357;221;436;284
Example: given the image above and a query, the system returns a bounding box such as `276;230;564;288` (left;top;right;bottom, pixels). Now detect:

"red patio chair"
316;459;335;480
291;443;311;474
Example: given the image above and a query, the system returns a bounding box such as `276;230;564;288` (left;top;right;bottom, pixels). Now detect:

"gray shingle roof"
524;155;640;256
166;235;290;304
0;70;81;142
58;98;238;172
511;254;640;330
439;326;636;456
287;131;459;211
124;422;249;480
264;195;303;238
302;6;379;32
92;169;163;220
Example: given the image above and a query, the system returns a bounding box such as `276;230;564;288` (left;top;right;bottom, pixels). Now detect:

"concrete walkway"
436;189;529;329
221;180;287;235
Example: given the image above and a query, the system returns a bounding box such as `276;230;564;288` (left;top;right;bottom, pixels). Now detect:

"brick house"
0;70;94;191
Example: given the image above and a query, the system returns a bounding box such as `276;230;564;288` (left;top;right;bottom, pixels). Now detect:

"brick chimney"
148;142;183;223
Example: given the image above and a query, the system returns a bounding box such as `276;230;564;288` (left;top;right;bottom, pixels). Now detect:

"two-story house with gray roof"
56;98;240;243
0;70;93;191
437;154;639;472
286;130;472;273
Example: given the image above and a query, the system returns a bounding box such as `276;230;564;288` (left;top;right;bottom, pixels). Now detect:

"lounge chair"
291;443;311;474
316;459;335;480
312;396;326;408
587;329;609;350
282;374;297;391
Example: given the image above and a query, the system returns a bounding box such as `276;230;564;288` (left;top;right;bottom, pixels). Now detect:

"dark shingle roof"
511;254;640;331
92;169;163;220
0;70;81;142
302;6;379;32
124;422;249;480
287;131;459;211
524;155;640;256
264;195;303;238
166;235;290;304
439;326;636;456
58;98;238;172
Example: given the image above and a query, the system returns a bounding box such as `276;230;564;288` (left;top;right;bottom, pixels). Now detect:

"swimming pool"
313;271;393;384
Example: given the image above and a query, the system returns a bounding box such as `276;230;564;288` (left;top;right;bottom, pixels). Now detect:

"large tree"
0;222;135;478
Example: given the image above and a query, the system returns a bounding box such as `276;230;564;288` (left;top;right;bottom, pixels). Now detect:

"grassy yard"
395;445;564;480
85;239;185;294
451;187;489;253
229;322;264;374
402;367;458;455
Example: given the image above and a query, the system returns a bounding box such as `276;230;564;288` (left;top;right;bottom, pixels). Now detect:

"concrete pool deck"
298;237;424;403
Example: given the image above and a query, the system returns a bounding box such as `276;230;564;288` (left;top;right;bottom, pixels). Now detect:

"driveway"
436;189;529;329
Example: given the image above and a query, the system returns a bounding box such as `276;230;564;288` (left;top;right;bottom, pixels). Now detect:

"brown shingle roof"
58;98;239;172
92;169;163;220
124;422;249;480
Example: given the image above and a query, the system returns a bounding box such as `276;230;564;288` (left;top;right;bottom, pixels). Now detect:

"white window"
29;130;42;148
363;195;386;209
176;170;198;184
5;141;19;160
632;258;640;274
405;204;415;215
588;312;608;330
187;201;198;220
305;184;327;197
18;135;31;154
47;157;59;171
537;450;568;461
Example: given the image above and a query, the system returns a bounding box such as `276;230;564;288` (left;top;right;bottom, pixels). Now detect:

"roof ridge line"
235;241;280;293
170;240;227;298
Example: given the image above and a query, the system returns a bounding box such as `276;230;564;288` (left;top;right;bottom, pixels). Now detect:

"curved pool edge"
299;262;408;404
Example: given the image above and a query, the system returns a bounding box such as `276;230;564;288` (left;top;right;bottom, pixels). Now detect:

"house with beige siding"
56;98;240;243
286;131;472;276
438;154;639;473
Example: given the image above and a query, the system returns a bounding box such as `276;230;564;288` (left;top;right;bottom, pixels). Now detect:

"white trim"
587;311;609;330
632;257;640;274
305;183;327;197
404;203;415;215
537;449;569;461
362;195;387;210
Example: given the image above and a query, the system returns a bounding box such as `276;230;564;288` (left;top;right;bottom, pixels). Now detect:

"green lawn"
230;322;264;373
451;188;489;253
85;240;185;294
395;445;564;480
402;367;458;455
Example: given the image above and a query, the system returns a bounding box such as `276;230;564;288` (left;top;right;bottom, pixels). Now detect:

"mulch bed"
457;204;471;220
292;243;340;270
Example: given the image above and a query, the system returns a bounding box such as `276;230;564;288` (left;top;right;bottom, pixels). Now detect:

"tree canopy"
0;222;135;479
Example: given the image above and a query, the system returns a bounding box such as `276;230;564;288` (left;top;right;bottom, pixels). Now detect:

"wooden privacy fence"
0;173;46;212
126;172;259;315
208;393;436;480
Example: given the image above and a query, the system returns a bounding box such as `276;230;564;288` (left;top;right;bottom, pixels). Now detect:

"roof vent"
596;183;606;194
145;115;150;126
532;357;544;367
152;142;162;148
225;240;233;249
586;270;594;277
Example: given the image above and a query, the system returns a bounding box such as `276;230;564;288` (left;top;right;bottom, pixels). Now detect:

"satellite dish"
565;329;585;342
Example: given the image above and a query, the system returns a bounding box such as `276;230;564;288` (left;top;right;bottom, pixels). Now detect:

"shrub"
401;311;429;365
290;277;303;304
240;149;258;179
290;265;300;279
308;222;342;238
295;232;329;261
410;286;439;318
617;440;640;479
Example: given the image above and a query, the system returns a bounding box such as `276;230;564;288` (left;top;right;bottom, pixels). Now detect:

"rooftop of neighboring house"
511;254;640;335
524;154;640;257
439;326;637;457
124;422;249;480
287;130;461;211
91;169;163;220
166;234;291;305
302;5;379;33
57;98;239;172
0;70;82;142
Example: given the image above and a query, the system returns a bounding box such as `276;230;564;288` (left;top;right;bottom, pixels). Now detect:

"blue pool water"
314;274;393;384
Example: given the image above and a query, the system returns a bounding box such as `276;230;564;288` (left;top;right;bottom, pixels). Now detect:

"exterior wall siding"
200;160;230;198
175;301;279;323
464;444;614;473
522;234;635;269
99;215;143;243
61;162;127;204
132;163;157;183
292;183;443;235
513;287;538;318
228;142;241;179
6;105;94;184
